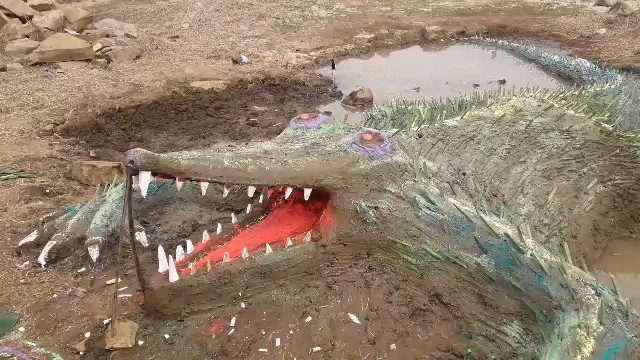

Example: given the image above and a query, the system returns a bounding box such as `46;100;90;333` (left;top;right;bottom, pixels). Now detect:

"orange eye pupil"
362;133;373;141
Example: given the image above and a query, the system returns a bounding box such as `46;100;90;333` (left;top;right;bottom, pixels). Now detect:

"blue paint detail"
64;206;79;216
486;240;515;273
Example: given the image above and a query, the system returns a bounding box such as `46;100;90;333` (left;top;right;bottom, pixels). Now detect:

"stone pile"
0;0;142;70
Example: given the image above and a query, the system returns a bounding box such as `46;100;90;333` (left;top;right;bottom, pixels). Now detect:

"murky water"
594;237;640;311
318;43;568;123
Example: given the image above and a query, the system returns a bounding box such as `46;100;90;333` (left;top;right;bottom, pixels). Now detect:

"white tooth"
18;230;38;247
231;213;238;224
132;175;139;190
246;204;252;214
223;186;230;198
37;240;57;267
265;243;273;254
135;230;148;247
157;245;169;273
223;252;231;264
286;238;293;248
217;223;222;234
138;171;152;198
242;247;249;259
207;259;212;272
202;230;209;243
303;231;311;243
248;186;256;197
176;245;185;262
189;262;196;275
175;178;184;191
168;255;179;283
87;244;99;262
186;239;194;254
259;194;264;203
285;186;293;199
200;182;209;196
304;188;313;201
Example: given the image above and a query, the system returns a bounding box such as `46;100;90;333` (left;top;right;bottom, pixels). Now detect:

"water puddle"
318;43;569;123
594;236;640;311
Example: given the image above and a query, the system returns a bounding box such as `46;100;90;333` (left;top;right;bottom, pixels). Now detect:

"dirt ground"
1;0;640;357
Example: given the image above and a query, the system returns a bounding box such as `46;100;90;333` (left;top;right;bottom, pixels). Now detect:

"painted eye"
289;113;331;129
346;129;395;159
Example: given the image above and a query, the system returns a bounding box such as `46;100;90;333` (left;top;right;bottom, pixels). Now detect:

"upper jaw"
123;146;364;189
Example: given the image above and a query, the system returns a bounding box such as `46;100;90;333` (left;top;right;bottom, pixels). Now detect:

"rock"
91;57;108;69
70;160;123;186
190;80;228;90
54;4;92;32
32;9;63;32
6;62;23;71
30;33;93;63
421;25;446;41
1;17;22;37
596;28;607;34
341;88;374;108
27;0;52;11
92;18;138;38
105;46;141;62
0;9;9;27
28;27;54;41
609;0;639;15
5;38;39;58
0;64;6;72
353;32;375;45
595;0;616;5
2;20;36;38
0;0;36;18
58;60;87;70
92;38;114;52
104;320;138;350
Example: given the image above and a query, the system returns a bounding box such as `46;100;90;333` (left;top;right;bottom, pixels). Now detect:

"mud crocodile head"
123;112;418;276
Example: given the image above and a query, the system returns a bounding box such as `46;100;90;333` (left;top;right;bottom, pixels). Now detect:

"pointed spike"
87;243;99;263
248;186;256;197
242;247;249;259
223;186;230;198
285;186;293;199
217;223;222;235
303;231;311;243
231;213;238;224
222;252;231;264
18;230;38;247
157;245;169;273
186;239;194;254
38;240;57;267
132;175;139;190
168;255;179;283
303;188;313;201
259;194;264;203
202;230;209;243
286;238;293;248
200;182;209;196
138;171;152;198
134;229;148;247
246;204;252;214
265;243;273;254
206;259;212;272
189;262;196;275
176;245;185;262
175;178;184;191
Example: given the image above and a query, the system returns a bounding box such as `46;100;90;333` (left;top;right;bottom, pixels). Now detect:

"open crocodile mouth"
143;174;335;281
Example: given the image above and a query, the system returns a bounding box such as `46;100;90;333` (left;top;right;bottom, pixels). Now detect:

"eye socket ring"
289;113;331;129
346;129;395;160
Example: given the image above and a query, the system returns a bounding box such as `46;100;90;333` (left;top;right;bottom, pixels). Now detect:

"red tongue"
181;190;328;274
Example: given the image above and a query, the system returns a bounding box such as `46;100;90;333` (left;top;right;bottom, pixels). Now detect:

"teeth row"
158;231;313;281
136;174;314;202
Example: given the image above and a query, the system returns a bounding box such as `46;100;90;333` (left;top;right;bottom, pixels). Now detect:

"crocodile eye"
289;113;331;129
346;129;395;159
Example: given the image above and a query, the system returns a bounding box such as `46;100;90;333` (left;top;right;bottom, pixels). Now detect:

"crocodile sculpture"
15;40;640;358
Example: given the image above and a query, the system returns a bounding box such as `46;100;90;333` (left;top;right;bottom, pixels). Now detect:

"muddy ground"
1;0;640;357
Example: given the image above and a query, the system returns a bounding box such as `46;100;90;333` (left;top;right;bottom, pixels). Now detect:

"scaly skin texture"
17;43;640;358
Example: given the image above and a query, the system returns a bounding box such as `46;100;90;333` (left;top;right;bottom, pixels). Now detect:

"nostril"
123;148;146;170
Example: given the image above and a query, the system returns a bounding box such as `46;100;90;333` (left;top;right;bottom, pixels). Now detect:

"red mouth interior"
176;186;333;275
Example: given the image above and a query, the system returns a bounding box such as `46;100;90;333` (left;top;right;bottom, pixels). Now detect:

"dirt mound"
60;76;336;154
